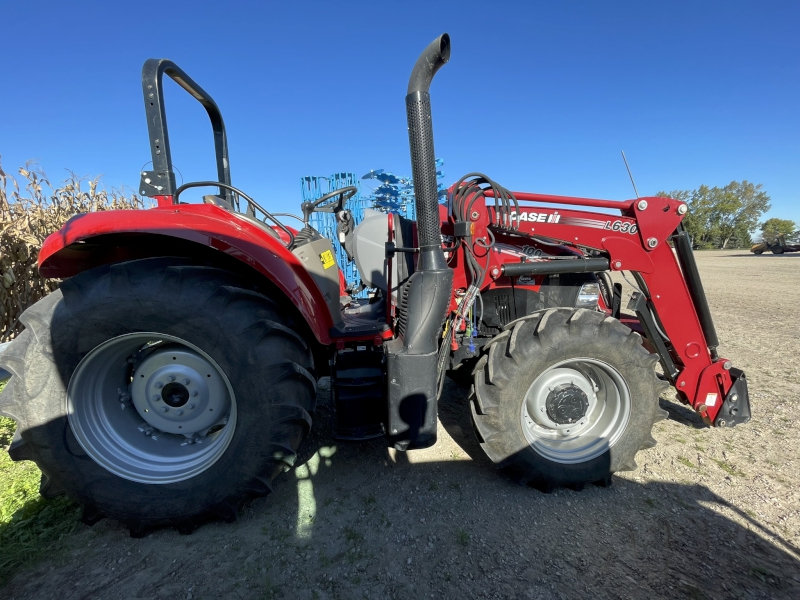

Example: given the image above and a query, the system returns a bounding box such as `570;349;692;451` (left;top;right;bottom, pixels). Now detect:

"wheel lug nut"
161;406;169;413
192;390;199;397
152;395;160;401
189;403;196;409
182;378;190;386
175;409;183;416
155;381;164;389
167;375;176;382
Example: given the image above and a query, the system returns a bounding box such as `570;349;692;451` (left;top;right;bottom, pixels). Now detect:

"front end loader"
0;34;750;534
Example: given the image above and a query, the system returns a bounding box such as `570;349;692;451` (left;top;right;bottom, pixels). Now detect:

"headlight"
575;282;600;308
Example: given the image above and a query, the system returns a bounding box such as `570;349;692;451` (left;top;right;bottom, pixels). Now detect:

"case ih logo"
510;211;561;223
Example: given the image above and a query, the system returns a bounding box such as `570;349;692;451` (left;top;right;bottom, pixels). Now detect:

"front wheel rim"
520;358;631;464
67;333;237;484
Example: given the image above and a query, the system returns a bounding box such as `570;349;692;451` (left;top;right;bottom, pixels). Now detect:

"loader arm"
470;190;749;427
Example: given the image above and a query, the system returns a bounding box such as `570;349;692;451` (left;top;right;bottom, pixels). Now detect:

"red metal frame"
38;199;335;344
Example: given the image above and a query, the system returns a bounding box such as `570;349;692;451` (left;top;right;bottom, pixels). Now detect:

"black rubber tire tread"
470;307;668;490
0;257;316;534
446;360;478;388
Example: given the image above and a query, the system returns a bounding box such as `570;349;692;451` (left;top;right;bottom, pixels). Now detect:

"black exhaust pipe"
406;33;451;270
386;34;454;450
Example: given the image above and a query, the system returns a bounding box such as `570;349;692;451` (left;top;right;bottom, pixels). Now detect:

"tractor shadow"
728;253;800;258
1;380;798;600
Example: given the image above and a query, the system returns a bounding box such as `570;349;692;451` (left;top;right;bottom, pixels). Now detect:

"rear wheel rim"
521;358;630;464
67;333;237;484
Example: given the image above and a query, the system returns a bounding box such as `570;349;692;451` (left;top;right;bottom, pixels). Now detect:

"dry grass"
0;158;150;341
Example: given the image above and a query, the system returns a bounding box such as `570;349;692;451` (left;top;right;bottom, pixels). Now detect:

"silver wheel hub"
521;358;630;464
131;347;230;436
526;367;596;434
67;333;237;484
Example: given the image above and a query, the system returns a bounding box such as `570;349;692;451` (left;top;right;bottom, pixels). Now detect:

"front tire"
0;258;316;534
470;308;667;490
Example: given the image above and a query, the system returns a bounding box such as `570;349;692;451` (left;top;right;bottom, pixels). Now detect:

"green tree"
658;181;771;249
759;217;797;242
729;222;753;248
709;181;771;249
656;186;716;248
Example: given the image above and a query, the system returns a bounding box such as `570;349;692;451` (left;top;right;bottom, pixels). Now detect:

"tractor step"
331;345;386;441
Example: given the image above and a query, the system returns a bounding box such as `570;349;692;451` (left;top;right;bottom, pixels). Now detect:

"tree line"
656;181;796;249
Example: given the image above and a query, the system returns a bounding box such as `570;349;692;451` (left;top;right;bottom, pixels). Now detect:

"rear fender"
38;204;335;345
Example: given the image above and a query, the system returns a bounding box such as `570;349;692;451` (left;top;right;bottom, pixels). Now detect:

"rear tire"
0;258;316;534
470;308;667;490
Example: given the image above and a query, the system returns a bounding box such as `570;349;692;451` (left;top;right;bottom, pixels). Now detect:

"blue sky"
2;0;797;223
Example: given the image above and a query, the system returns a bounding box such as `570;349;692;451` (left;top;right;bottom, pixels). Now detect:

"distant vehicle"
750;233;800;254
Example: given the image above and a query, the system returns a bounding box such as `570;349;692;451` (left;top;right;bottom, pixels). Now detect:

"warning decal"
320;250;336;269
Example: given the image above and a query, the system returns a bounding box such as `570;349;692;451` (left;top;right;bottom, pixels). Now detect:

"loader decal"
558;216;609;230
510;211;561;223
602;220;638;234
552;216;639;235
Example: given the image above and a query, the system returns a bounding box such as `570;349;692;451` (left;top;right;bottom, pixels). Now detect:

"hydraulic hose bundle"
447;173;519;335
435;173;517;396
450;172;520;230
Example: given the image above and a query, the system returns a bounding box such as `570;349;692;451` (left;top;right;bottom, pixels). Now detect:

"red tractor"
0;34;750;535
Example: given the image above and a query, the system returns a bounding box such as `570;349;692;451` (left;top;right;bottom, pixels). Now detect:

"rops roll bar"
139;59;232;205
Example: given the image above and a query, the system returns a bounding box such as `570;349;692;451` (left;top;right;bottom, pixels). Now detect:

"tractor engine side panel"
478;275;594;333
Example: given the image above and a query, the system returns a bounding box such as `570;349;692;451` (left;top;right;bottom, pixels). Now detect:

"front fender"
38;204;334;345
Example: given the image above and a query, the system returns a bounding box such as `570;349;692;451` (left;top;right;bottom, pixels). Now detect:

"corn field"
0;158;150;342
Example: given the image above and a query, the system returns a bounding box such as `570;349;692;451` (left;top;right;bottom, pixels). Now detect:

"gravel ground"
2;250;799;599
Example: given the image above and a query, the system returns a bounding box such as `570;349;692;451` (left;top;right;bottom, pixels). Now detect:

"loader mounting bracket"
714;368;751;427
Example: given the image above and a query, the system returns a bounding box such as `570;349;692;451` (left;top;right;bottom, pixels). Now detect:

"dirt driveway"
3;250;799;600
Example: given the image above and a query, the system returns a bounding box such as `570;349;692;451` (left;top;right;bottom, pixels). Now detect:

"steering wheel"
301;186;358;224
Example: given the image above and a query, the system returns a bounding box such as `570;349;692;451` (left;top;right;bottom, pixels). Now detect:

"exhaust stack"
386;34;454;450
406;33;451;271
